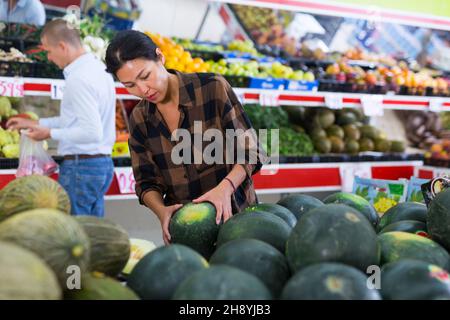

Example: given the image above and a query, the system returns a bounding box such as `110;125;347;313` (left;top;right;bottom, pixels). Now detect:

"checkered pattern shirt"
128;70;263;213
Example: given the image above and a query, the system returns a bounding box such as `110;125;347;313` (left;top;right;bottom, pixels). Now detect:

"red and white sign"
114;167;136;194
0;77;24;98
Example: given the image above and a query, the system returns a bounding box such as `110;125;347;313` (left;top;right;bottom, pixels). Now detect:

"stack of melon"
140;191;450;300
0;175;141;300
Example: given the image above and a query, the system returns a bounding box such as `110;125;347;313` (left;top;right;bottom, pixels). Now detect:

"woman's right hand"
157;204;183;245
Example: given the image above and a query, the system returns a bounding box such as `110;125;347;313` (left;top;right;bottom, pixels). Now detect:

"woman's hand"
156;203;183;245
193;180;234;224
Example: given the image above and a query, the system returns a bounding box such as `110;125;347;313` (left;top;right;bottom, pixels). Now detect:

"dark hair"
105;30;159;75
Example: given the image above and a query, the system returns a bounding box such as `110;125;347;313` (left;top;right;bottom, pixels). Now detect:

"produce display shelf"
8;77;450;111
0;159;423;199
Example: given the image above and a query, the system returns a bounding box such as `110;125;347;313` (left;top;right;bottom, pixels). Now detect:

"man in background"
7;19;116;217
0;0;46;25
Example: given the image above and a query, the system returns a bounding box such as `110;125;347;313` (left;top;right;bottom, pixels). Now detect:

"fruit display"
2;174;450;300
146;32;210;73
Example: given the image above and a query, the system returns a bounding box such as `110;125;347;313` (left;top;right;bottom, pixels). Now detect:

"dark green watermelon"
281;263;381;300
428;189;450;251
172;265;272;300
209;238;290;298
378;231;450;270
323;192;379;228
378;220;428;238
277;194;323;220
243;203;297;228
377;202;427;232
381;259;450;300
169;202;219;258
286;204;380;273
127;244;208;300
217;211;291;253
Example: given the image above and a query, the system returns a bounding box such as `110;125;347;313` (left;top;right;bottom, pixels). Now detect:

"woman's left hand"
193;180;234;224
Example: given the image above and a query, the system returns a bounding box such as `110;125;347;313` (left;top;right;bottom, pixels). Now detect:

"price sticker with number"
324;94;343;110
115;167;136;194
0;77;24;97
429;98;443;112
259;91;280;107
51;82;66;100
361;95;384;116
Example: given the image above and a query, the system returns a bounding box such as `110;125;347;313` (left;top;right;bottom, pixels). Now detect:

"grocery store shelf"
234;88;450;111
210;0;450;31
11;77;450;111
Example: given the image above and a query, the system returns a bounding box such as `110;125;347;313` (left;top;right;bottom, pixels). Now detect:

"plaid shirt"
128;70;263;213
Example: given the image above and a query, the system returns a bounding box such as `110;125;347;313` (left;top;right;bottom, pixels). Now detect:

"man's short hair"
41;19;82;47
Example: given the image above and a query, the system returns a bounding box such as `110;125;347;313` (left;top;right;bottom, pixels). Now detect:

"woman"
105;30;264;244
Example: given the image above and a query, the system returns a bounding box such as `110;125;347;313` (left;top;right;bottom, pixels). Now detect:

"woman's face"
116;52;169;103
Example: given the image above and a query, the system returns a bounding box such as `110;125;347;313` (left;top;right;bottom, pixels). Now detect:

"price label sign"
339;163;372;193
51;82;65;100
259;92;280;107
0;77;24;97
361;95;384;116
429;98;443;113
115;167;136;194
324;94;343;110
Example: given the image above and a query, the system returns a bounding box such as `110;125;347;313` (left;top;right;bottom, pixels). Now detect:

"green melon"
381;259;450;300
216;211;291;253
378;231;450;270
127;244;208;300
286;204;380;273
172;265;272;300
326;125;345;139
378;220;428;237
169;202;219;258
343;124;361;140
428;189;450;251
336;111;358;126
0;241;61;300
0;175;70;221
281;263;381;300
243;203;297;228
75;216;131;277
0;209;90;287
65;273;139;300
323;192;379;227
390;140;406;152
313;137;332;154
359;137;375;151
209;238;290;298
317;109;335;129
329;136;345;153
377;202;427;232
277;194;324;220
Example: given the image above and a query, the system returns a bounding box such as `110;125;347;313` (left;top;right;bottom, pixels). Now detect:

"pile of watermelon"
141;190;450;300
0;175;143;300
3;174;450;300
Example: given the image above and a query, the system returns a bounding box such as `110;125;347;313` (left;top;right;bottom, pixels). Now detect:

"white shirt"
0;0;46;26
40;53;116;156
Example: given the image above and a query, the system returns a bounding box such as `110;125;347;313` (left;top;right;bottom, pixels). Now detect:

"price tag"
361;95;384;116
339;163;372;193
0;77;24;97
324;94;343;110
259;91;280;107
51;82;65;100
115;167;136;194
429;98;443;112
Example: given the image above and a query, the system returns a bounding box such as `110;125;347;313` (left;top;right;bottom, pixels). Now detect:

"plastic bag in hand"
16;130;58;177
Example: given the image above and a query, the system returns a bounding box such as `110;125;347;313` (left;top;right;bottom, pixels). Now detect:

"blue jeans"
58;156;114;217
